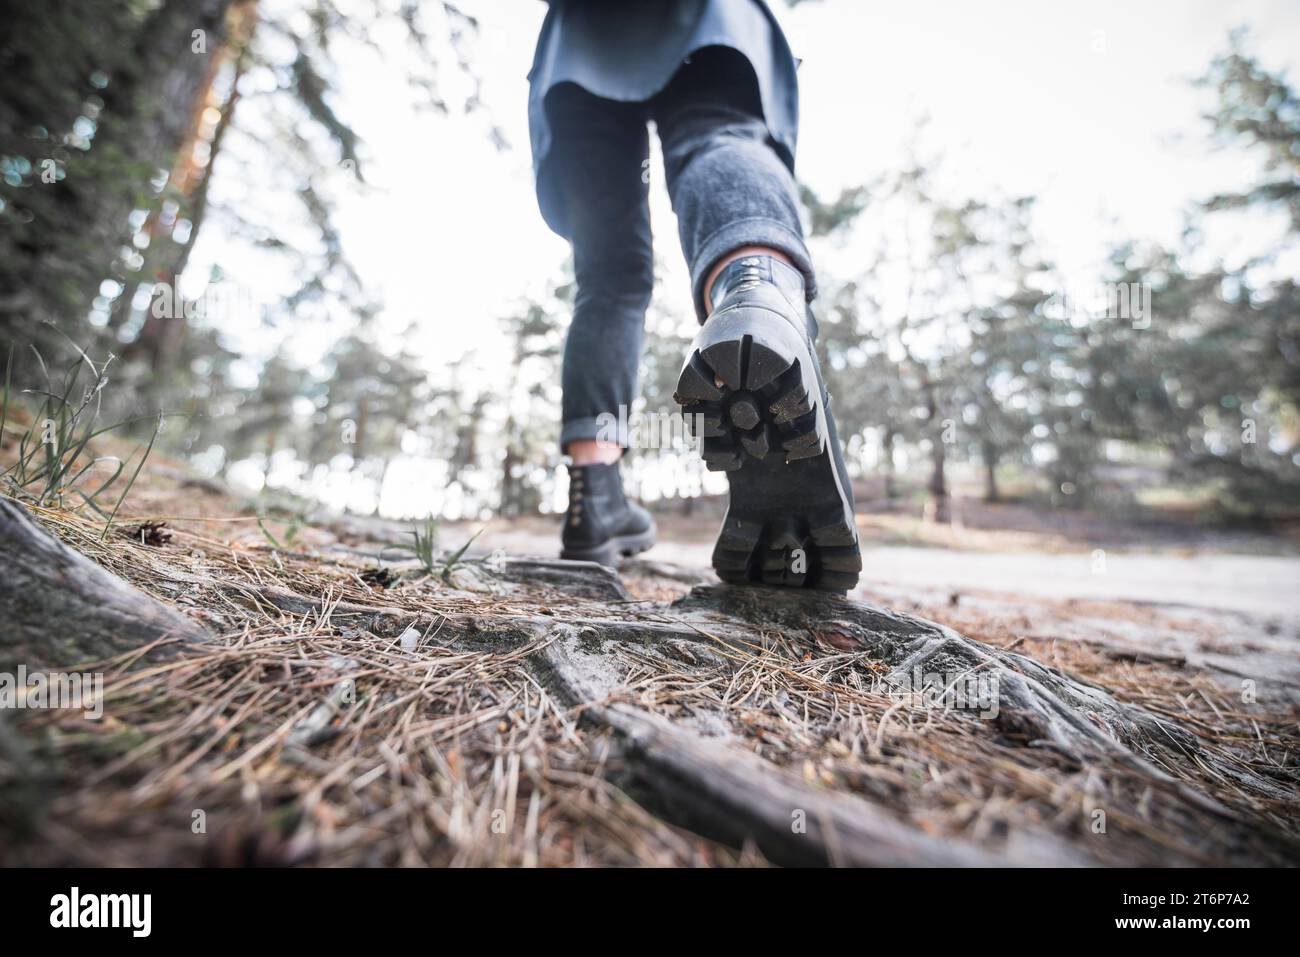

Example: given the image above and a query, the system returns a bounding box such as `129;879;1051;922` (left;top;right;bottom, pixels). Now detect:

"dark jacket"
528;0;800;237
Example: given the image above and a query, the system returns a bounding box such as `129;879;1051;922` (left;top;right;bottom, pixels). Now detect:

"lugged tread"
707;509;863;593
696;413;726;438
701;338;746;391
729;398;760;430
679;354;822;466
782;426;822;460
675;353;724;403
702;436;743;472
739;423;772;460
770;384;813;424
743;340;793;391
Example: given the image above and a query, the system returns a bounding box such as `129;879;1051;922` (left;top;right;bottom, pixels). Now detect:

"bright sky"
194;0;1300;513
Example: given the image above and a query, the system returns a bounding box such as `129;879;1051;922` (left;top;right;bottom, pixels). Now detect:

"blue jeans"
543;47;815;450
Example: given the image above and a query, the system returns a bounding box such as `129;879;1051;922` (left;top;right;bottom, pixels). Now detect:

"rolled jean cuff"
690;217;816;320
560;415;612;452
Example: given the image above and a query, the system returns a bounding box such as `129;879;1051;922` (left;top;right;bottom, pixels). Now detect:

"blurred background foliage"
0;1;1296;524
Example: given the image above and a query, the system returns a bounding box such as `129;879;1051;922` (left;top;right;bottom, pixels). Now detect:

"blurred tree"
815;279;915;499
834;162;1028;520
0;0;236;365
1090;244;1299;515
308;327;430;508
806;144;1067;513
449;392;490;487
951;196;1059;503
225;346;313;481
1073;34;1300;517
1197;30;1300;232
498;298;562;516
0;0;498;515
118;0;258;383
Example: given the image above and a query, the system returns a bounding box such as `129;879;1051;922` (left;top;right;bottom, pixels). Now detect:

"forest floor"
2;456;1298;866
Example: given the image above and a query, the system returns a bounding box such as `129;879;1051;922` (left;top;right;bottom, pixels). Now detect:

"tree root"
0;499;210;670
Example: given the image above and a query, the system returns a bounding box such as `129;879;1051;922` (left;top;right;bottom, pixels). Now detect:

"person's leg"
651;47;815;322
545;83;656;457
543;83;656;564
652;47;861;592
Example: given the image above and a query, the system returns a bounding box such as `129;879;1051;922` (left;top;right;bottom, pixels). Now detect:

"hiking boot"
674;255;861;592
559;461;656;567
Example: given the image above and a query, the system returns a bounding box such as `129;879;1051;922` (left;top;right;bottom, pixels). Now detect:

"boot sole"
674;306;862;593
560;526;657;567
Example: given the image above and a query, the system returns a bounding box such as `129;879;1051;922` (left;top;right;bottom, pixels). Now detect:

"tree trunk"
500;414;519;517
130;0;257;377
100;0;236;331
982;442;1000;503
923;384;948;523
373;456;393;516
262;429;278;483
881;425;897;499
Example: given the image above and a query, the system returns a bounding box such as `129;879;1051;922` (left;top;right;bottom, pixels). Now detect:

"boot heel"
674;308;828;469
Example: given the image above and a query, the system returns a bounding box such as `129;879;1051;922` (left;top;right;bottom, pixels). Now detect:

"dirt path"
856;546;1300;621
465;525;1300;622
